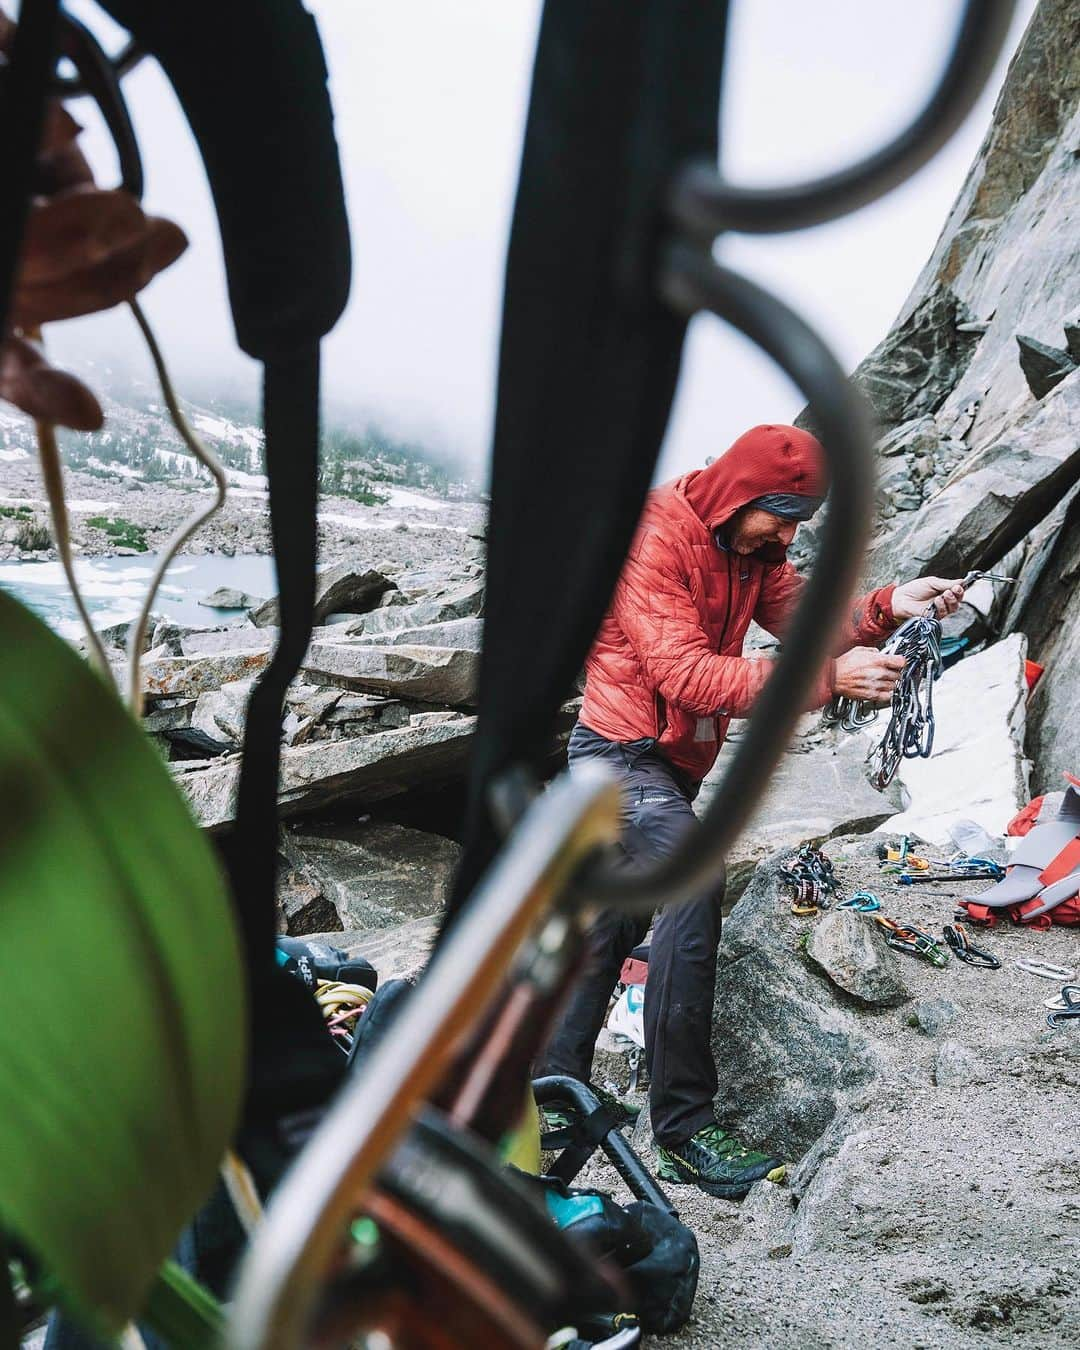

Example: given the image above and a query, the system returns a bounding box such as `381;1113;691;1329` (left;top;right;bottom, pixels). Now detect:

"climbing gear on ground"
780;843;841;914
1014;959;1076;982
536;1172;699;1338
1045;985;1080;1031
313;981;374;1053
942;923;1000;969
899;869;1002;884
878;844;930;869
542;1181;652;1267
837;890;882;913
655;1122;787;1201
1043;985;1080;1011
964;779;1080;920
875;915;949;967
960;889;1080;929
275;940;378;1052
866;608;944;789
275;938;378;993
939;854;1005;879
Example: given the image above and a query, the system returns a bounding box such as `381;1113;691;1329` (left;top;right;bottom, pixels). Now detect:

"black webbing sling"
445;0;730;926
96;0;354;1131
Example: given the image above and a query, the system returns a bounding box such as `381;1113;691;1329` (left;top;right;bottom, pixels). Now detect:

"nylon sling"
445;0;730;927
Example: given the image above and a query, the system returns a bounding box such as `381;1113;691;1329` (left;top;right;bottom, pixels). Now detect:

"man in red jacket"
538;424;963;1199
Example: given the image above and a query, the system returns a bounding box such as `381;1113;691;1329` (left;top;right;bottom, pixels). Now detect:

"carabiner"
942;923;1000;969
837;889;881;913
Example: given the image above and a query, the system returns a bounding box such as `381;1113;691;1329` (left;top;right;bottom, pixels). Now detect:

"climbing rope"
314;980;373;1053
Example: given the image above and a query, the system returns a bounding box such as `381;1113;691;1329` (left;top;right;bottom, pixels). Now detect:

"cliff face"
798;0;1080;792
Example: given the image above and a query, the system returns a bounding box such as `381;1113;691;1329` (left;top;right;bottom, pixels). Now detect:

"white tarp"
868;633;1030;846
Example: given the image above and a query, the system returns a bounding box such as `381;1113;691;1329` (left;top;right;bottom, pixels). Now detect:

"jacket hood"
678;424;827;534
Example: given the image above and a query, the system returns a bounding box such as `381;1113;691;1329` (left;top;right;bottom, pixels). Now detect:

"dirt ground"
574;837;1080;1349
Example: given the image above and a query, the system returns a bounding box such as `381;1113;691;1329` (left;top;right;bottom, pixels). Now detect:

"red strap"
1006;796;1044;837
1015;898;1054;930
1040;835;1080;887
958;902;998;927
618;957;649;987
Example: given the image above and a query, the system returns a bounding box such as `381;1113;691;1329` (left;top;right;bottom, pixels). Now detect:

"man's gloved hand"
891;576;965;621
833;647;906;704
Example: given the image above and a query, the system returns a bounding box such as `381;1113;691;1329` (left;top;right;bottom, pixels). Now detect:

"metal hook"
54;10;143;199
667;1;1017;236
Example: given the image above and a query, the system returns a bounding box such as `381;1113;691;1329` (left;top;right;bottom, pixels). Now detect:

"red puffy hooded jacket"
579;424;897;783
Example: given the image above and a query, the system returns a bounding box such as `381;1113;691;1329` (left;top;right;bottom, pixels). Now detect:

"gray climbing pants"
537;723;723;1147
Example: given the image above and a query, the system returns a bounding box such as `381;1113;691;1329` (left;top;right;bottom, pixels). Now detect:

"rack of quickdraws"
823;607;944;784
826;572;1018;785
779;844;842;915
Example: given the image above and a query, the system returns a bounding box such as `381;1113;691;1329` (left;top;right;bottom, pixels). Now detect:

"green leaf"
0;592;246;1335
140;1261;223;1350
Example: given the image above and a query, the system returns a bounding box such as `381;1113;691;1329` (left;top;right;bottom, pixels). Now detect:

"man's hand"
833;647;906;704
891;576;965;621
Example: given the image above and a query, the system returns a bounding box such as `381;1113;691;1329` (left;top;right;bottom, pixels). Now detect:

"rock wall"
795;0;1080;792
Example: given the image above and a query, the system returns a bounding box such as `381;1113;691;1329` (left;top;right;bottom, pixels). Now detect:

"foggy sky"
51;1;1035;480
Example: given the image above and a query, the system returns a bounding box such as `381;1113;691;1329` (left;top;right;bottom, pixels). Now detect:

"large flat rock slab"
140;651;270;699
867;372;1080;587
251;564;394;629
346;617;482;652
301;642;479;707
356;580;484;635
280;819;460;931
175;715;476;830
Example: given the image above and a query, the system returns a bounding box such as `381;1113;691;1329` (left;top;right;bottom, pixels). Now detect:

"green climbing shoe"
540;1083;641;1148
655;1122;787;1200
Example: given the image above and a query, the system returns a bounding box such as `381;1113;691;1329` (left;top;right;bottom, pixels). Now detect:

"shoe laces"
694;1122;749;1160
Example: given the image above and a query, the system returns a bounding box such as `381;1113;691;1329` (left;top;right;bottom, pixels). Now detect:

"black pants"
537;724;722;1148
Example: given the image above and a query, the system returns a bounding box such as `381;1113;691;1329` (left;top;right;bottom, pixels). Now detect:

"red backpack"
960;776;1080;929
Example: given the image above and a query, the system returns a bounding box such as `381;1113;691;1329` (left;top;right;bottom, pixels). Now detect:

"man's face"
726;506;798;556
